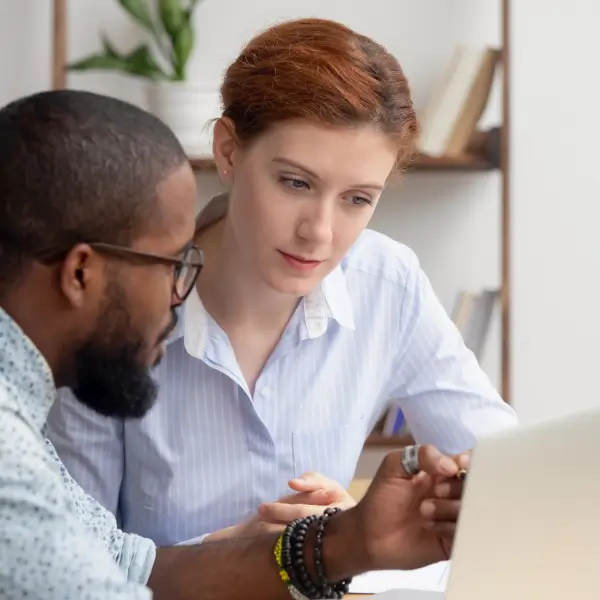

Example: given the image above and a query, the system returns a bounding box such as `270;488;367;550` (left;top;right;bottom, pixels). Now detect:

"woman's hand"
205;472;356;541
257;471;356;525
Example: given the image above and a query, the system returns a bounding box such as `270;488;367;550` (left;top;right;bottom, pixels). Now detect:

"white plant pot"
147;82;221;158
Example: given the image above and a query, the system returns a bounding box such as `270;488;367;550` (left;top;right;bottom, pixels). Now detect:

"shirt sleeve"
42;438;156;586
0;407;151;600
46;387;124;517
176;534;209;545
386;248;519;455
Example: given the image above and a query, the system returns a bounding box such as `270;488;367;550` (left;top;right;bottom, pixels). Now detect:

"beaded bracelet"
314;508;351;598
275;516;318;595
273;508;352;600
274;516;316;600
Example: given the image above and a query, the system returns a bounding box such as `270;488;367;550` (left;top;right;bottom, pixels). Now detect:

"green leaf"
117;0;155;33
172;20;194;79
101;34;121;59
159;0;186;39
124;44;170;79
67;53;127;71
67;44;169;80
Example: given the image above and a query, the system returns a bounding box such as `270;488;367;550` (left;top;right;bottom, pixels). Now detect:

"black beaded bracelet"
282;515;319;598
280;509;352;600
283;518;320;600
314;507;352;598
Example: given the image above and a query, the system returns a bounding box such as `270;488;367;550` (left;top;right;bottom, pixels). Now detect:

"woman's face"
219;119;398;296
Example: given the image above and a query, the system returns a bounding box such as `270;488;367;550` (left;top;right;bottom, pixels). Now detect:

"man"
0;90;465;600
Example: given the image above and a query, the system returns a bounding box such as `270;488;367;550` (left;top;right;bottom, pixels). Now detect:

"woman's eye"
350;195;374;207
280;176;309;190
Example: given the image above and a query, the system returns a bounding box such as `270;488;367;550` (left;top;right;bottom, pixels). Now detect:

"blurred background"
3;1;598;468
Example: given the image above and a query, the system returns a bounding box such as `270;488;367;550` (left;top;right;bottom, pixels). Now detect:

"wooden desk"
348;478;371;501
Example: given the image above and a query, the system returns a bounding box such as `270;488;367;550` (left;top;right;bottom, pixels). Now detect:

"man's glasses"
36;241;204;302
92;242;204;301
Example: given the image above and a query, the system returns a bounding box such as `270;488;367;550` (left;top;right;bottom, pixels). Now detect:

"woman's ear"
212;117;238;187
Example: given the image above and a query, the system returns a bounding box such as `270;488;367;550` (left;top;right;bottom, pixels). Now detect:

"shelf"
188;153;495;173
410;153;495;171
364;432;414;448
189;157;218;171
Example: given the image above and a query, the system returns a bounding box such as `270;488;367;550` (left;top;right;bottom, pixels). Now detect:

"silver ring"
402;444;422;476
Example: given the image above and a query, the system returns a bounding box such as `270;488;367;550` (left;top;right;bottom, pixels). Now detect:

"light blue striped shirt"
47;226;518;547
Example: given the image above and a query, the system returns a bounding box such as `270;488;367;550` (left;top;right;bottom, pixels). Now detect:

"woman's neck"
195;218;300;333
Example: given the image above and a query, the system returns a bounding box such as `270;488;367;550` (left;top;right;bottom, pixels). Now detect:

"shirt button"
261;386;271;397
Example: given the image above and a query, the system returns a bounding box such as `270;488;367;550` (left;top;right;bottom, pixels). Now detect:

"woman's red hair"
221;18;418;167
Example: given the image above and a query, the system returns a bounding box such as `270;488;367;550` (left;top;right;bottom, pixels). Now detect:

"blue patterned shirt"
0;307;155;599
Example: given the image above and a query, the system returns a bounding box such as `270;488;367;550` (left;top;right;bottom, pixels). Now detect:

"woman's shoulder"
340;229;419;288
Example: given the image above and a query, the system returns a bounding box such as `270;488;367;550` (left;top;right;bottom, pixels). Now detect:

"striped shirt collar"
170;194;355;355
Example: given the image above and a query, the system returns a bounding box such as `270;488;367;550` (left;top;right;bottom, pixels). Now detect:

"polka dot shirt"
0;308;155;599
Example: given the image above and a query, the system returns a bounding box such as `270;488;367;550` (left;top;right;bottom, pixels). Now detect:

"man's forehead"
139;163;197;254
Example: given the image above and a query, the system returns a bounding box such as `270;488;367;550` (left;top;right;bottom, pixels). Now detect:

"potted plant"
68;0;220;157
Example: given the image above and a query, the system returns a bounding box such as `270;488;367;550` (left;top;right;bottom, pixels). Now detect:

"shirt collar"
174;194;356;356
177;265;355;357
0;307;56;433
302;265;355;337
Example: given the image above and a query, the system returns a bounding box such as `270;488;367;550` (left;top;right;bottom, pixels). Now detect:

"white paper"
370;589;444;600
349;561;450;594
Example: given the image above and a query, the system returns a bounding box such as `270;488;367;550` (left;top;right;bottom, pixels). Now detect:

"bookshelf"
366;432;414;448
189;153;496;173
50;0;512;450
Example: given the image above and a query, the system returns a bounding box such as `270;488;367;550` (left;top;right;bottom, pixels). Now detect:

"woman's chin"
265;271;319;298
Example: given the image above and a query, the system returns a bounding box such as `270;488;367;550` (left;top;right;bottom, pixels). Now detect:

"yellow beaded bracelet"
274;533;291;586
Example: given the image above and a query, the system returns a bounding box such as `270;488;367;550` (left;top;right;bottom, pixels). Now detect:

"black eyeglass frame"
36;241;204;302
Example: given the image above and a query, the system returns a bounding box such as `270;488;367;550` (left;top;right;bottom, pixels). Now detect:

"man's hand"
323;445;469;579
357;445;469;569
150;450;470;600
423;450;470;556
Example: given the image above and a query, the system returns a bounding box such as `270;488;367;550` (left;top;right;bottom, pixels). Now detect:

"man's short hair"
0;89;188;294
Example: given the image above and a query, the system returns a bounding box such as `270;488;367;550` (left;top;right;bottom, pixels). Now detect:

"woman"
47;17;517;546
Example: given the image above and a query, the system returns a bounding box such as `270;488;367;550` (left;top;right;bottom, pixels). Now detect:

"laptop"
375;406;600;600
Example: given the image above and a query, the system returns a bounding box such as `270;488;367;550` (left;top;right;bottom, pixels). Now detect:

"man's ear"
59;243;96;308
212;117;238;186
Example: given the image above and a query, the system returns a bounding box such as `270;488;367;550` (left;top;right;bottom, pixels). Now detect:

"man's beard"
72;281;174;420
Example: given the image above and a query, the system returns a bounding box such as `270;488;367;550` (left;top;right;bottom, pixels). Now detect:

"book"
418;46;500;158
451;288;500;360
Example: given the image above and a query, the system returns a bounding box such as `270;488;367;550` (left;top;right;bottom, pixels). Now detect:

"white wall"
511;1;600;423
32;0;502;386
5;1;595;428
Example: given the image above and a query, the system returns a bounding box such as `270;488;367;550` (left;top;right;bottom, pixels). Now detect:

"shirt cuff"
119;532;157;585
175;533;209;546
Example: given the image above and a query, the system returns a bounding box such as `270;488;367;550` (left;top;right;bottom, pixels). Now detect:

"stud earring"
221;168;233;187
